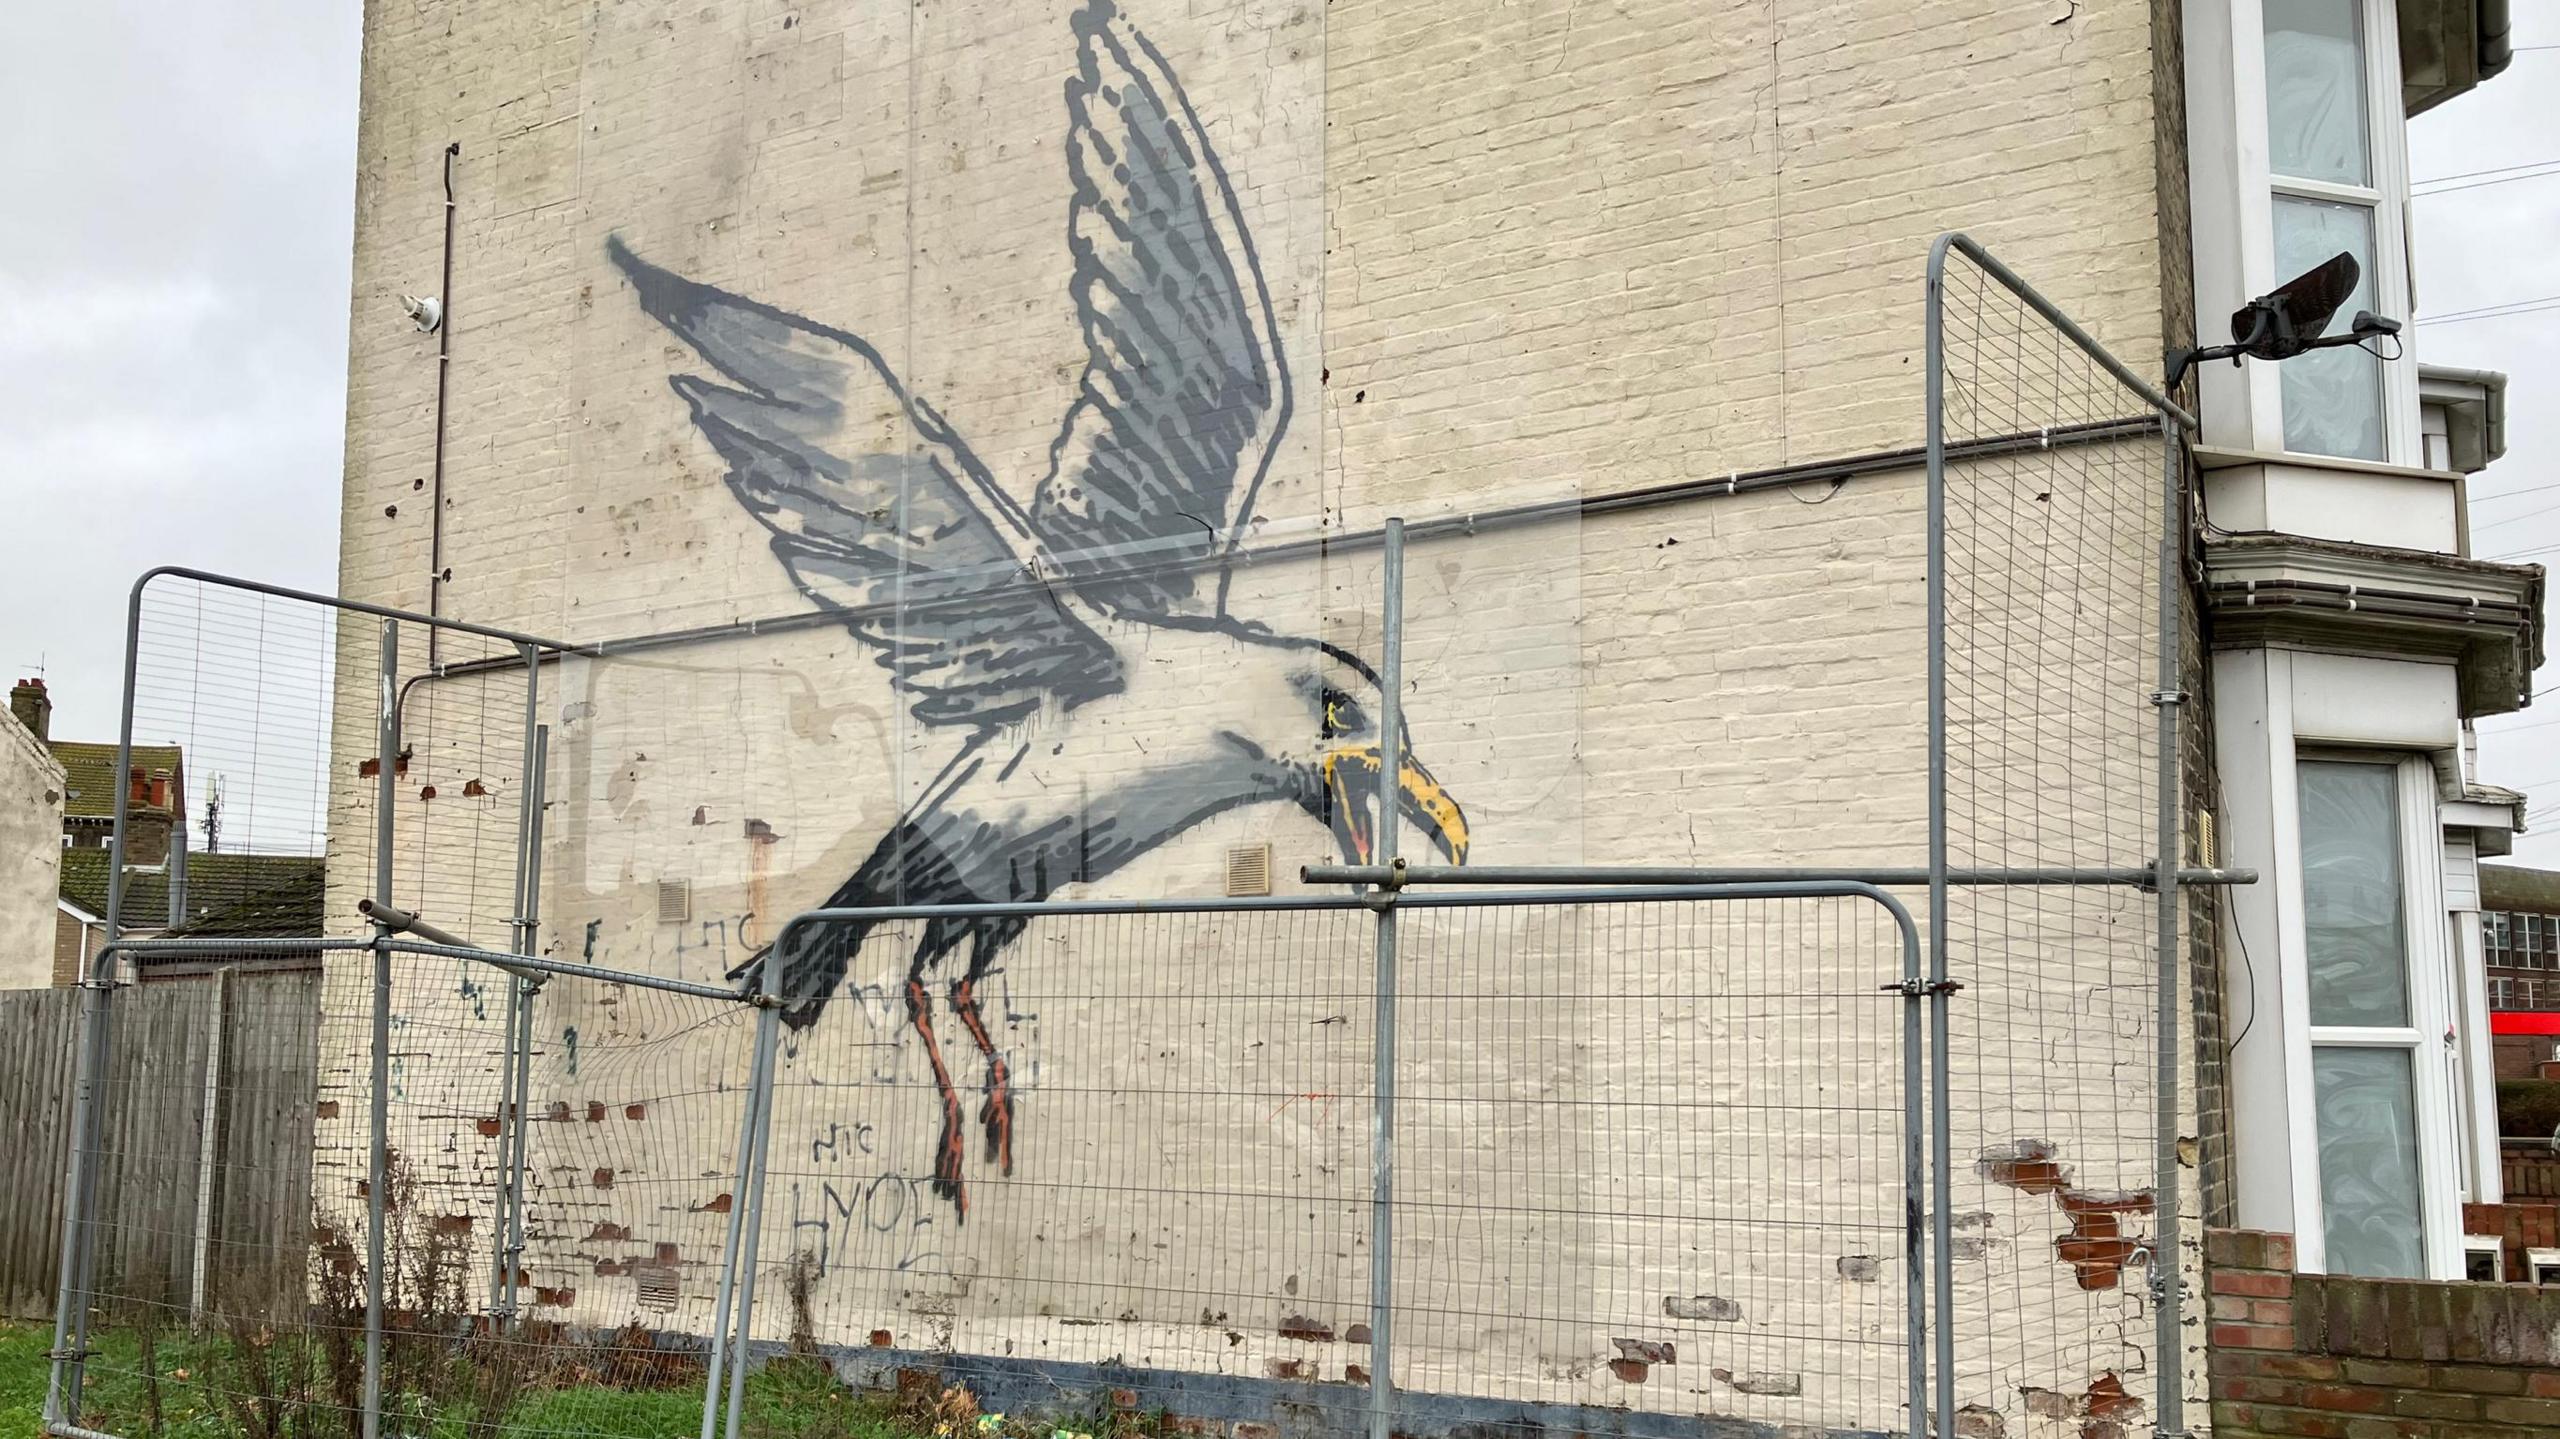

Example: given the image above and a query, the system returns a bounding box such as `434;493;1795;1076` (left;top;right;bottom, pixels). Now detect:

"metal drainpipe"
427;141;458;667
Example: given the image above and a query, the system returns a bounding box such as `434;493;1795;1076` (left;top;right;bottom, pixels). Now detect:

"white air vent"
2529;1247;2560;1285
1225;843;1273;898
2464;1234;2505;1283
656;879;691;924
636;1262;679;1313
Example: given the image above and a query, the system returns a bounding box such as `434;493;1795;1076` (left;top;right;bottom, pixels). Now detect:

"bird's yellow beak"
1320;746;1470;866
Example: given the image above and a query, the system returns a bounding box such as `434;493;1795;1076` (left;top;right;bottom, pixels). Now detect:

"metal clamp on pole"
357;898;549;985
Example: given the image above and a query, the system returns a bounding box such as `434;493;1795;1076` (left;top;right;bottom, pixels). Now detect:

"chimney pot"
8;678;50;742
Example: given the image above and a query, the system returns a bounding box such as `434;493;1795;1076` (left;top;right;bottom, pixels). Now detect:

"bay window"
2294;756;2459;1277
2185;0;2418;464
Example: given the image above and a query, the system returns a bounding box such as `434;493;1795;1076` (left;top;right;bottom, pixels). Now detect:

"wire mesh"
60;946;765;1439
1930;244;2172;1422
736;906;1378;1419
1388;897;1910;1436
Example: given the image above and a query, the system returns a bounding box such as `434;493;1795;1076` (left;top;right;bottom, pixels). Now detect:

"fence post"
46;575;154;1427
702;988;780;1439
1921;236;1957;1439
721;999;786;1439
2150;411;2188;1439
189;967;233;1327
364;619;399;1439
491;688;547;1324
1366;518;1406;1439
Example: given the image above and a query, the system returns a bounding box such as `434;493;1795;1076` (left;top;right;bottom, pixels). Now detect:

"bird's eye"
1321;688;1368;739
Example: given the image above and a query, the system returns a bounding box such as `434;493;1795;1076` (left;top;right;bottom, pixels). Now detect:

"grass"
0;1319;964;1439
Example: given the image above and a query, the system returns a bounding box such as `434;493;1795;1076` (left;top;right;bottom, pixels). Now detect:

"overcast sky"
0;6;2553;863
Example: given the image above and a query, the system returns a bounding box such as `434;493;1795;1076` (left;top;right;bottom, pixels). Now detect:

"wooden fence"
0;968;321;1320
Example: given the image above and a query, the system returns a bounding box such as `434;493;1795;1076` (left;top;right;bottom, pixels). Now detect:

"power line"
2412;165;2560;199
2415;156;2560;188
2473;480;2560;505
2475;496;2560;531
2423;295;2560;327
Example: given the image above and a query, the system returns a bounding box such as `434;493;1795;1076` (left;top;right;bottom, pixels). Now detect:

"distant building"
10;679;321;982
0;682;66;988
2484;864;2560;1080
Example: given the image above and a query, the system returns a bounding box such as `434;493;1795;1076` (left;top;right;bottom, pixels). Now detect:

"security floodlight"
2166;251;2402;389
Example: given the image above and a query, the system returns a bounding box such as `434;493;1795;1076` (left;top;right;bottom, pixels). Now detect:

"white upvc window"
2187;0;2420;464
2291;755;2460;1277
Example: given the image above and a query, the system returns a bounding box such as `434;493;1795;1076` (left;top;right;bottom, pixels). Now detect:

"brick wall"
2501;1145;2560;1204
2207;1228;2560;1438
2462;1202;2560;1282
330;0;2195;1433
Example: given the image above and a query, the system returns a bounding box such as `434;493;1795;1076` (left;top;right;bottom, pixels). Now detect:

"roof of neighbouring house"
157;862;329;943
45;741;183;820
57;849;325;935
2482;864;2560;915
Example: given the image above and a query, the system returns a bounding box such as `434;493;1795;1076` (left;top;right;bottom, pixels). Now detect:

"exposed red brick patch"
1978;1139;2066;1194
462;779;489;798
1265;1359;1312;1381
418;785;437;802
548;1101;572;1122
1344;1364;1368;1385
592;1168;614;1189
1613;1338;1675;1365
694;1192;733;1214
1277;1315;1334;1342
431;1214;473;1236
2084;1372;2140;1420
533;1286;576;1307
869;1330;893;1348
625;1103;646;1120
476;1118;502;1138
317;1101;340;1119
587;1101;607;1123
594;1258;631;1277
589;1221;631;1242
1608;1359;1649;1383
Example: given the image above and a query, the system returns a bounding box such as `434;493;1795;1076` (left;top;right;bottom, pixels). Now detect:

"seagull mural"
609;0;1470;1218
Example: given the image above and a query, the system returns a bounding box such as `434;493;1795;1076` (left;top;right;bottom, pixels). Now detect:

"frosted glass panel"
2265;0;2368;186
2299;760;2408;1027
2314;1047;2423;1278
2274;198;2384;461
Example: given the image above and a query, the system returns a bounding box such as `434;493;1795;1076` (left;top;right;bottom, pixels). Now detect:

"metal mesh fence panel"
735;905;1378;1419
1388;896;1911;1436
59;945;765;1439
1928;240;2176;1425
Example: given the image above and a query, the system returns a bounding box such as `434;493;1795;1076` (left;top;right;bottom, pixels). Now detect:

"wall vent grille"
1225;843;1273;897
656;879;691;924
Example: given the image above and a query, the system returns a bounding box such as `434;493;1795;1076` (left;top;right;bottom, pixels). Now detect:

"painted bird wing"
1029;0;1291;621
611;238;1125;727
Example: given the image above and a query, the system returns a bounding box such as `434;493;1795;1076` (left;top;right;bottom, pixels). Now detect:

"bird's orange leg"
950;978;1014;1174
905;977;969;1220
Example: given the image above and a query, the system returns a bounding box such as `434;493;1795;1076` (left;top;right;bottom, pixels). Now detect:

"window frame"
2286;751;2460;1277
2191;0;2420;465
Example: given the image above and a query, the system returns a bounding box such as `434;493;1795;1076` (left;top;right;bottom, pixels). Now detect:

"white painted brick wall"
324;2;2185;1433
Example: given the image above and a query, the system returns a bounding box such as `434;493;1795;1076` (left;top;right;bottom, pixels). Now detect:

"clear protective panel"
2273;197;2384;461
1388;896;1911;1435
2311;1046;2424;1278
2298;760;2409;1028
2263;0;2369;186
1930;242;2175;1428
